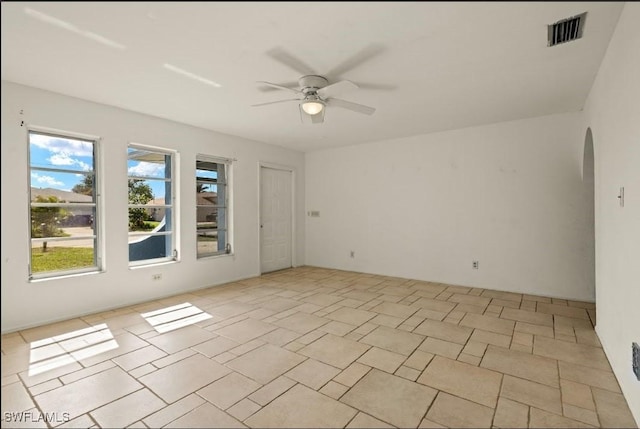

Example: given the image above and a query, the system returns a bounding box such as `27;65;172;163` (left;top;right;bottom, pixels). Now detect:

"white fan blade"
311;112;324;124
266;47;316;76
251;99;300;107
317;80;358;99
258;81;299;92
327;98;376;115
326;44;386;78
257;81;301;94
356;82;397;91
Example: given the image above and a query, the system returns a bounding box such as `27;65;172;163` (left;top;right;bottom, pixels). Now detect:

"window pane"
30;133;94;173
31;206;95;239
30;171;96;201
129;208;172;233
196;157;229;258
196;168;217;180
128;178;167;205
128;146;174;265
196;161;225;183
29;131;98;277
129;233;172;261
197;207;225;230
31;239;95;274
197;231;218;256
196;182;218;199
128;148;169;178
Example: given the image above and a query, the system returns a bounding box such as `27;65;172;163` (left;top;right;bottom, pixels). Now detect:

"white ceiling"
1;2;624;152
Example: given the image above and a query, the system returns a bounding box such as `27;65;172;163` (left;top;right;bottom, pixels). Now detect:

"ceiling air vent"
548;12;587;47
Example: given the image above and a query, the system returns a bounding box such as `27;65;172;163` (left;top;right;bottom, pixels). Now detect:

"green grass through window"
31;247;94;273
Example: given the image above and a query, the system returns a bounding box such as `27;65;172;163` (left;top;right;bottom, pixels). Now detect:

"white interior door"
260;166;292;273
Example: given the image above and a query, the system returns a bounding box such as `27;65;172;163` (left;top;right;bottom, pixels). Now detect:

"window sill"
197;253;234;261
129;259;178;270
29;269;103;283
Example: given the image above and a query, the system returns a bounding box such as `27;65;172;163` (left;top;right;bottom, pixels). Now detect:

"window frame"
127;144;178;267
27;129;102;280
196;154;233;259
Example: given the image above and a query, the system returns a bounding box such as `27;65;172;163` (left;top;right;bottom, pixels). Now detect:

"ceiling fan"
252;46;389;124
252;75;375;124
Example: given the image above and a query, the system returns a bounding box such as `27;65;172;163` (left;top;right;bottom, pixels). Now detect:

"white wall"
582;3;640;422
1;81;305;333
306;111;594;301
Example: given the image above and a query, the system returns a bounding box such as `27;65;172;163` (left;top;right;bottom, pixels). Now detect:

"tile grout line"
491;371;506;428
3;267;624;428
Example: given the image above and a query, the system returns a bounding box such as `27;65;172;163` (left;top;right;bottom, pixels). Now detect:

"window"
127;145;176;265
28;131;100;278
196;156;231;258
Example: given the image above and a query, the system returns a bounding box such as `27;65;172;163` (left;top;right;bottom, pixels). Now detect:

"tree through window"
28;131;100;278
127;145;176;265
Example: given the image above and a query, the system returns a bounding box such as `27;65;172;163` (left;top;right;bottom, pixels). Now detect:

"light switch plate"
618;186;624;207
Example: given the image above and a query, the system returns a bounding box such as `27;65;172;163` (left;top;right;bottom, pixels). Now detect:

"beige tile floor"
1;267;637;428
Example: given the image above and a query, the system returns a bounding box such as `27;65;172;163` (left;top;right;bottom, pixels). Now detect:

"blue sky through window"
29;133;93;192
196;168;218;194
127;148;171;201
30;135;217;200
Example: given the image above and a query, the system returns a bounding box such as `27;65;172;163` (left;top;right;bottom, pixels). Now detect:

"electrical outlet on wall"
152;274;162;280
350;251;355;258
472;261;479;269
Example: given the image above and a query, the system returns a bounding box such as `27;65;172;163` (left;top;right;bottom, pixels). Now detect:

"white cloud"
31;172;64;187
128;161;165;177
49;153;91;171
30;134;93;157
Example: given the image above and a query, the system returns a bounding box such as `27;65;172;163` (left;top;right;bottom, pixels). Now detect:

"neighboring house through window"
28;130;100;278
127;145;177;265
196;156;231;258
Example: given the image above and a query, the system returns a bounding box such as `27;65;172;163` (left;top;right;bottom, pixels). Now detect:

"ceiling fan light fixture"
301;95;325;115
253;73;376;123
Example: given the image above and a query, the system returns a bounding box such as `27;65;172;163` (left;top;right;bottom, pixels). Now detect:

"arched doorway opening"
583;128;595;303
